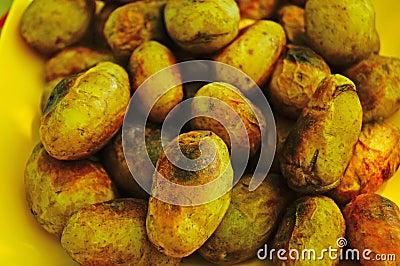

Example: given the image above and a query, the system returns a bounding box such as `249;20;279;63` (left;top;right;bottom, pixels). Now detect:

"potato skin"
198;173;295;265
40;62;130;160
329;122;400;205
164;0;240;54
277;5;307;45
146;131;233;258
61;199;180;266
343;55;400;123
343;194;400;266
280;74;362;193
24;143;116;238
272;195;346;265
20;0;95;55
235;0;279;20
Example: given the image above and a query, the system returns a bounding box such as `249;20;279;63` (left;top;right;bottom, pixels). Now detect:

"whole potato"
235;0;279;20
343;194;400;266
280;74;363;193
199;173;295;265
61;199;181;266
277;5;307;45
40;62;130;160
25;143;116;238
146;131;233;258
129;41;184;123
272;196;346;265
164;0;240;54
305;0;380;67
20;0;95;55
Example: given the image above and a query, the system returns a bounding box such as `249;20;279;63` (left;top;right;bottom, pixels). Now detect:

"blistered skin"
280;74;362;193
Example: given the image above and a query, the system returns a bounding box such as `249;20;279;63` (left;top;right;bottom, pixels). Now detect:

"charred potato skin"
198;174;295;265
272;195;346;266
61;199;180;266
25;143;116;238
343;194;400;266
329;122;400;205
40;62;130;160
280;74;363;193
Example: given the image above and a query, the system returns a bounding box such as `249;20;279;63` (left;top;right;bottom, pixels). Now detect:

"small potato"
20;0;95;55
103;0;168;60
280;74;363;193
61;199;180;266
191;82;266;157
268;45;331;119
164;0;240;54
277;5;307;45
343;55;400;123
24;143;116;238
235;0;279;20
129;41;183;123
93;2;120;48
198;173;295;265
272;195;346;265
40;62;130;160
343;194;400;266
329;122;400;205
146;131;233;258
214;20;286;94
305;0;380;67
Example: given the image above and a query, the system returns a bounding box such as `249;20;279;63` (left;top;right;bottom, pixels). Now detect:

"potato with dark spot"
272;195;346;265
280;74;362;193
61;199;181;266
235;0;279;20
41;78;63;112
40;62;130;160
343;194;400;266
24;143;116;238
198;173;295;265
277;5;307;45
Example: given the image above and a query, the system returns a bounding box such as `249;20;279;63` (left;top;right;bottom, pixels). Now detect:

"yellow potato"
277;4;307;45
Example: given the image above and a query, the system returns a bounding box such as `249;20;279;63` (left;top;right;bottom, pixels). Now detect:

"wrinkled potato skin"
40;62;130;160
343;194;400;266
129;41;183;123
20;0;95;55
25;143;116;238
272;196;346;266
329;122;400;205
280;74;362;193
146;131;233;258
191;82;266;157
305;0;380;67
164;0;240;54
268;45;331;119
215;20;286;93
343;55;400;123
235;0;278;20
61;199;180;266
277;5;307;45
199;174;295;265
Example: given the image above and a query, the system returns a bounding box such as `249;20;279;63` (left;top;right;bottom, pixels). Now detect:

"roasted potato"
235;0;279;20
277;5;307;45
146;131;233;258
25;143;116;238
305;0;380;67
329;122;400;205
40;62;130;160
20;0;95;55
343;54;400;123
199;173;295;265
272;195;346;265
280;74;363;193
61;199;181;266
164;0;240;54
343;194;400;266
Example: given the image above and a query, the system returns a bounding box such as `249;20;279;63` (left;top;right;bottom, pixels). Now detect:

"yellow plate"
0;0;399;265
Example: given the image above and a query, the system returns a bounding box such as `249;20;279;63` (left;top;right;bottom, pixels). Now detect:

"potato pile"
20;0;400;265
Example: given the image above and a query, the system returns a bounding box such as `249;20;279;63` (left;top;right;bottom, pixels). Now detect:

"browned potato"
272;195;346;265
93;2;121;48
61;199;181;265
343;55;400;123
20;0;95;55
280;74;363;193
235;0;279;20
277;5;307;45
343;194;400;266
268;44;331;119
329;122;400;205
25;143;116;238
198;173;295;265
